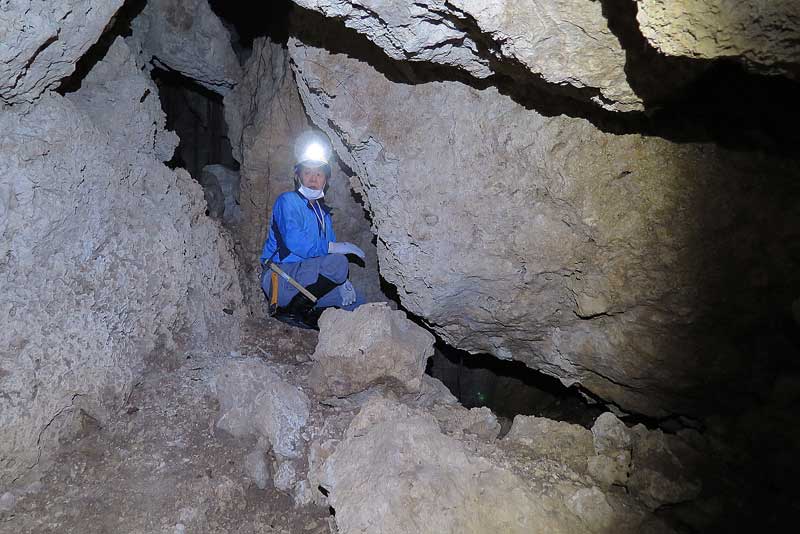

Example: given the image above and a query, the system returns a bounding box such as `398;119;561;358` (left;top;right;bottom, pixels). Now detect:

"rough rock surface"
212;358;310;459
628;423;702;509
637;0;800;80
243;448;270;490
200;164;242;224
319;397;591;534
289;37;800;417
0;37;242;486
131;0;240;94
66;38;179;163
310;303;435;396
0;0;124;104
505;415;594;473
223;38;383;315
289;0;688;111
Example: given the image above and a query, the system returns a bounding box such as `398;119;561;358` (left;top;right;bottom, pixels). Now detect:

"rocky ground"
0;319;328;534
1;306;720;534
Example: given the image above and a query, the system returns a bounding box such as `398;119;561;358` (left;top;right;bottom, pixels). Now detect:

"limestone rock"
66;37;178;162
200;164;242;224
505;415;594;473
289;37;800;417
1;31;242;484
432;405;502;441
320;397;590;534
212;358;310;459
628;424;702;509
565;486;614;533
589;412;632;486
244;448;270;490
0;0;124;104
291;0;662;111
131;0;240;94
273;460;297;492
310;303;435;396
637;0;800;80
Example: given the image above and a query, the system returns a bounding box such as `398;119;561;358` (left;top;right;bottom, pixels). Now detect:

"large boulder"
319;397;592;534
0;37;242;486
288;37;800;417
0;0;124;105
130;0;240;94
637;0;800;80
310;303;435;397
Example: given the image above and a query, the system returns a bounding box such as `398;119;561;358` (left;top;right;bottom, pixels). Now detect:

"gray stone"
637;0;800;81
244;448;270;490
310;303;435;396
504;415;594;473
290;0;658;111
565;486;614;533
66;37;179;162
432;405;502;441
0;33;242;485
212;358;310;459
273;460;297;493
200;164;242;224
0;492;16;513
0;0;124;104
627;424;702;509
130;0;240;94
288;37;800;417
320;397;590;534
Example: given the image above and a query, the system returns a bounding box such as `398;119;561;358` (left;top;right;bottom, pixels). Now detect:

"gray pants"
261;253;362;311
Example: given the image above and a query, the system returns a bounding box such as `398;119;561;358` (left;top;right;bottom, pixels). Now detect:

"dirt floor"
0;319;331;534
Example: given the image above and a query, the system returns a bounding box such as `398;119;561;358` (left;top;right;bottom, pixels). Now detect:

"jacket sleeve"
273;195;328;259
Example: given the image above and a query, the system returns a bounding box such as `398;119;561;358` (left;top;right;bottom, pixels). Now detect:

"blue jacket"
260;191;336;265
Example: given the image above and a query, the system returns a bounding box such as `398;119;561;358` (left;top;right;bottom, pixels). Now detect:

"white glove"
339;280;356;307
328;241;365;260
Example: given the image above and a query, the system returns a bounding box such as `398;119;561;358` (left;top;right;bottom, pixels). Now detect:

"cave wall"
0;32;244;486
288;28;800;417
636;0;800;81
0;0;126;105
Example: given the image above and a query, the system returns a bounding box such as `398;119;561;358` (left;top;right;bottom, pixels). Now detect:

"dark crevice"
151;67;239;221
57;0;147;94
151;67;237;177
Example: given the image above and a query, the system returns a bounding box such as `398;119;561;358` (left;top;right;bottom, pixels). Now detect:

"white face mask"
298;185;324;200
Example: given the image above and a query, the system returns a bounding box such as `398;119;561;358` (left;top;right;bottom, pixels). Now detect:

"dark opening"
151;67;241;222
427;342;606;430
151;67;237;178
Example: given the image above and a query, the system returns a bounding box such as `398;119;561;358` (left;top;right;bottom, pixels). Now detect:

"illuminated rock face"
131;0;241;94
289;0;704;112
636;0;800;80
0;0;125;104
289;37;800;417
0;38;243;486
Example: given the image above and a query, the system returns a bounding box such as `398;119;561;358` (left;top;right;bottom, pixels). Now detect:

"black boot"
276;275;339;330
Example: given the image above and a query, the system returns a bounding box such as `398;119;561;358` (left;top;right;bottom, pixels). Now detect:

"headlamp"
301;142;327;165
295;130;332;167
